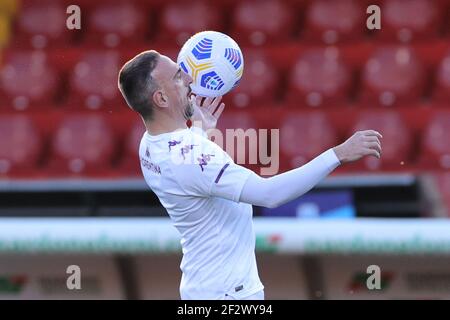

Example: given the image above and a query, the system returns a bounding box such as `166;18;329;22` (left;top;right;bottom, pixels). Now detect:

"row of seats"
2;45;450;111
0;109;449;177
8;0;450;49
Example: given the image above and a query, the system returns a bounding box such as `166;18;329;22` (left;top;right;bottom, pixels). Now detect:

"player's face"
155;55;194;120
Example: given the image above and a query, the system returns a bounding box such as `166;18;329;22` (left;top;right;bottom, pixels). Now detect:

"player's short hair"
118;50;160;120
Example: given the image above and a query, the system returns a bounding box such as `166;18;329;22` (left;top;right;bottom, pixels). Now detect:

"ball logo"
201;71;224;91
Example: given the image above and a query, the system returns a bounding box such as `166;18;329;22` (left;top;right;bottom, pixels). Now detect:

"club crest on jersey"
198;153;215;171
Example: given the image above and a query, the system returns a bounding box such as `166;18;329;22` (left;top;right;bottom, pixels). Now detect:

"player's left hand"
190;95;225;131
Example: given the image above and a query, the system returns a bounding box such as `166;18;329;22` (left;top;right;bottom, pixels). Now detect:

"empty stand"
230;0;294;46
351;111;413;171
68;51;121;110
86;1;147;48
0;114;42;176
421;111;450;170
278;112;337;171
158;1;224;46
14;0;71;49
215;111;262;171
286;47;352;107
227;49;279;108
0;0;449;180
361;46;426;107
119;117;146;176
433;50;450;102
379;0;442;43
0;51;58;110
304;0;365;44
49;114;116;176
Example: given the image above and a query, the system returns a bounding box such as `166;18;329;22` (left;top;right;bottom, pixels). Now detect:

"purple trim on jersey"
215;163;230;183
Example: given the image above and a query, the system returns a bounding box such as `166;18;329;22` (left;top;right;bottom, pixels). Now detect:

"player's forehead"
153;55;178;81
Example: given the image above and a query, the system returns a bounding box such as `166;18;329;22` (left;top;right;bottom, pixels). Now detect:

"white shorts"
225;290;264;300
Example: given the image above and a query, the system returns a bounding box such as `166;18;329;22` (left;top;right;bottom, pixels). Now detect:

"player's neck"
144;113;188;136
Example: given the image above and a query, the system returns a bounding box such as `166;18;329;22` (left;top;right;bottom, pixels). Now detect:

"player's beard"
183;98;194;120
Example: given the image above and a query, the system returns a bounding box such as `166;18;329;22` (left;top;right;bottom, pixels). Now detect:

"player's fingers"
208;96;222;112
195;95;203;107
212;96;223;107
363;148;381;159
364;141;382;154
362;130;383;139
364;136;381;145
190;95;198;110
213;103;225;118
203;97;214;107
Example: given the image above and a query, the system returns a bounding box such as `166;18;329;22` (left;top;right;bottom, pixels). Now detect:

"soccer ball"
177;31;244;98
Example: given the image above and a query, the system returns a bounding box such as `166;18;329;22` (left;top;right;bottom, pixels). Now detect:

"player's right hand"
332;130;382;164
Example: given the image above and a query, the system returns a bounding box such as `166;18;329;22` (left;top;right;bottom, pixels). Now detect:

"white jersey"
139;126;264;300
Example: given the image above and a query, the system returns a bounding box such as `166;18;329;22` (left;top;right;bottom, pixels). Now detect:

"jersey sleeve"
167;131;253;202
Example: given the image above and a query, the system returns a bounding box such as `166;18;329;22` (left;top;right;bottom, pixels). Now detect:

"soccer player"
118;50;382;300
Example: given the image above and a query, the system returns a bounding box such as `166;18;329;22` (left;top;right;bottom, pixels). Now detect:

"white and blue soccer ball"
177;31;244;98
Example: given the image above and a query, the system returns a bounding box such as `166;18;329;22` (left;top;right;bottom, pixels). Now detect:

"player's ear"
153;90;169;108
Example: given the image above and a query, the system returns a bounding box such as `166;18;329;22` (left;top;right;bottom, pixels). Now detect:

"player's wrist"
332;145;347;164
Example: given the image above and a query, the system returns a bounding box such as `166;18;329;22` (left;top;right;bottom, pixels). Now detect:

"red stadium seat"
0;51;58;110
14;0;71;48
433;51;450;102
68;51;121;110
278;112;337;171
50;114;116;176
86;1;147;48
119;118;146;176
304;0;364;44
215;112;261;172
351;111;412;171
379;0;441;43
230;0;294;46
421;112;450;170
0;115;42;176
227;49;279;108
159;1;224;46
361;46;425;107
285;47;352;108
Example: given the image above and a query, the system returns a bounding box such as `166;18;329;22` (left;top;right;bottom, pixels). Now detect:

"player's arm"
239;130;382;208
